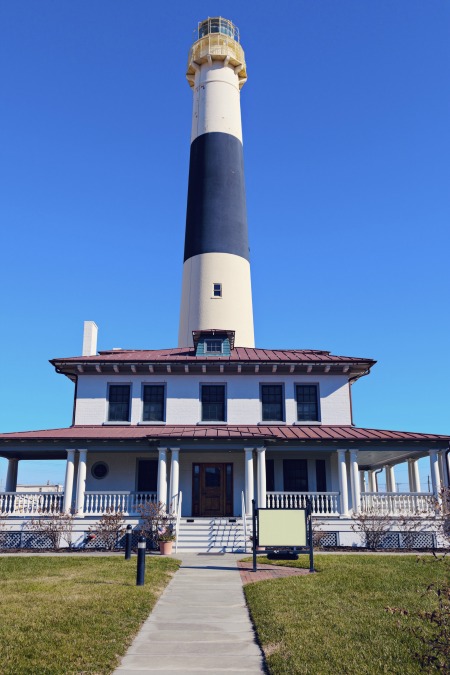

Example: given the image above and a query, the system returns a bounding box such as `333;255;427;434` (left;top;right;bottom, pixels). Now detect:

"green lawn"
0;555;180;674
244;555;449;674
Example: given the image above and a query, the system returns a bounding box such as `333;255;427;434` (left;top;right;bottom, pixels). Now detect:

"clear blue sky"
1;1;449;489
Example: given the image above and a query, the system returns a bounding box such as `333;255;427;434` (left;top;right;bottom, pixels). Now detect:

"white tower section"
178;18;255;348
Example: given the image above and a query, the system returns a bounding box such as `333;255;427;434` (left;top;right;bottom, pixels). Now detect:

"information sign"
258;509;306;547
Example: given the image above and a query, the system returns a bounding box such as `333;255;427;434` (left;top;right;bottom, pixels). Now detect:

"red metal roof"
51;347;374;364
0;425;448;443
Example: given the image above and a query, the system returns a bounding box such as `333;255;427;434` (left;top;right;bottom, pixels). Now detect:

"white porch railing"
266;492;340;516
84;491;157;516
0;492;63;515
174;491;183;554
361;492;437;516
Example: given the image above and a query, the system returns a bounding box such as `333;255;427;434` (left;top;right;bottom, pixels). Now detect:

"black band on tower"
183;132;250;263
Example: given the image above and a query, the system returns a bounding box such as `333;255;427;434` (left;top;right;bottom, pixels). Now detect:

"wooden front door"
192;463;233;517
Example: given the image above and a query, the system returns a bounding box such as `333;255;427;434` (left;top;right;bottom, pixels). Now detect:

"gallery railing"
266;492;340;516
83;491;157;516
0;492;63;515
360;492;437;516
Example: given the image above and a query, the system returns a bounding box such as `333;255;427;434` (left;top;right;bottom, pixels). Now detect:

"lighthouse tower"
178;17;255;348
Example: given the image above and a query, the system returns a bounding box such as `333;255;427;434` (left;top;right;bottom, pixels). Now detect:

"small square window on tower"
213;283;222;297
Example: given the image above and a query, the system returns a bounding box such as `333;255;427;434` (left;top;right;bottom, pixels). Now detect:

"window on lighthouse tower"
213;283;222;298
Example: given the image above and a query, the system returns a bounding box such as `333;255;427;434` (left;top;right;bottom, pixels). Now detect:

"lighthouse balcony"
187;34;247;88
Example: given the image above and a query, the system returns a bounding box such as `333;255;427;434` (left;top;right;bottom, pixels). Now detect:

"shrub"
137;501;175;548
351;509;393;550
87;508;126;550
27;510;75;550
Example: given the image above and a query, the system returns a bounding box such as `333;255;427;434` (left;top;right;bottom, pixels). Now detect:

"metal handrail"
175;491;183;554
241;491;247;553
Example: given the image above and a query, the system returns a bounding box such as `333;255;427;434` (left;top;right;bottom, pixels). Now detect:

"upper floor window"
201;384;225;422
213;283;222;297
261;384;284;422
205;339;223;354
108;384;130;422
142;385;165;422
296;384;319;421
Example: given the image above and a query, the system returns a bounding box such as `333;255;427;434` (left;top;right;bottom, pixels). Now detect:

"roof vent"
82;321;98;356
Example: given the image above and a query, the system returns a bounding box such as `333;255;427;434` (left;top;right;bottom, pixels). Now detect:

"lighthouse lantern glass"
198;17;239;42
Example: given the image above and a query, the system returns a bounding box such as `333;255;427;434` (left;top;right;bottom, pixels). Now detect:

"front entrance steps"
176;517;251;553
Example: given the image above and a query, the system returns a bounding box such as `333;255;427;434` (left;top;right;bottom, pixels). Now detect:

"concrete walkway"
114;553;265;674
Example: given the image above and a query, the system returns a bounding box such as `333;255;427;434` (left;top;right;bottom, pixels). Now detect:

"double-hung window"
261;384;284;422
205;339;223;354
296;385;319;422
201;385;226;422
142;385;165;422
108;384;131;422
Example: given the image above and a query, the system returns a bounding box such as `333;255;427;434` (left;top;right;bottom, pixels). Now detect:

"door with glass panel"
192;463;233;516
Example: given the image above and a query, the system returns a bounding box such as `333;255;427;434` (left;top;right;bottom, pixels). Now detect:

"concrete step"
176;517;251;552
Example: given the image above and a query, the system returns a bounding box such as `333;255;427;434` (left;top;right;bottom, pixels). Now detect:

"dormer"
192;330;235;357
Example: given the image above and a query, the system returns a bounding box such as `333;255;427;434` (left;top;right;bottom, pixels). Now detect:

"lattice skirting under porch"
0;530;438;550
378;531;436;549
0;529;160;551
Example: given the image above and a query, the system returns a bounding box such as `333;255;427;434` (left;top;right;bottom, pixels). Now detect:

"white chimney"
82;321;98;356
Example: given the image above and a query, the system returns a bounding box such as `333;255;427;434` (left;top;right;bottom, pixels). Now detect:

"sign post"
251;498;314;573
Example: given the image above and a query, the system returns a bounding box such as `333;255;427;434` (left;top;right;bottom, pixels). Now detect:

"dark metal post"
136;536;146;586
307;500;314;573
125;524;132;560
252;499;257;572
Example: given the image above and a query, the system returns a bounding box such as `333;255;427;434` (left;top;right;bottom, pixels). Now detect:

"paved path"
115;553;265;674
238;561;310;585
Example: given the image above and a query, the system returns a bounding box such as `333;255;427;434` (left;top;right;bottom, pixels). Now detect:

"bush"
87;508;125;550
351;509;393;550
137;501;175;548
27;510;75;550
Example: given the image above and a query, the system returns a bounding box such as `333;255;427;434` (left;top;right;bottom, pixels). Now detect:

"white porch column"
368;470;377;492
407;458;421;492
439;450;449;489
429;449;441;497
359;470;366;493
407;459;414;492
5;458;19;492
412;459;421;493
75;449;87;517
157;448;168;511
244;448;254;514
337;450;349;517
168;448;180;513
385;465;396;492
62;449;76;513
350;449;361;514
256;447;266;509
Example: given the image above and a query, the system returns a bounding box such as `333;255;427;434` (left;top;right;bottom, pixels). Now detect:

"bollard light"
136;536;146;586
124;524;132;560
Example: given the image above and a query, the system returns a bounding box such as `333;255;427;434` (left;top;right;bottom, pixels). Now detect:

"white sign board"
258;509;307;547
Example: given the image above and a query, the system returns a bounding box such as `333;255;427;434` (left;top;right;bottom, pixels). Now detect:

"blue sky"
0;1;449;489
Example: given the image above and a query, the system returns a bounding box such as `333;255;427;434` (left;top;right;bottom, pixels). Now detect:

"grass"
0;555;180;674
243;554;449;674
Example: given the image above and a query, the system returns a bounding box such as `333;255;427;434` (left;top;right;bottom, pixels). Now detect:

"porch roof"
0;424;448;445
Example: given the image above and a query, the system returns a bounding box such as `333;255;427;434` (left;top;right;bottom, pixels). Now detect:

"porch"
0;443;448;520
0;488;439;518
